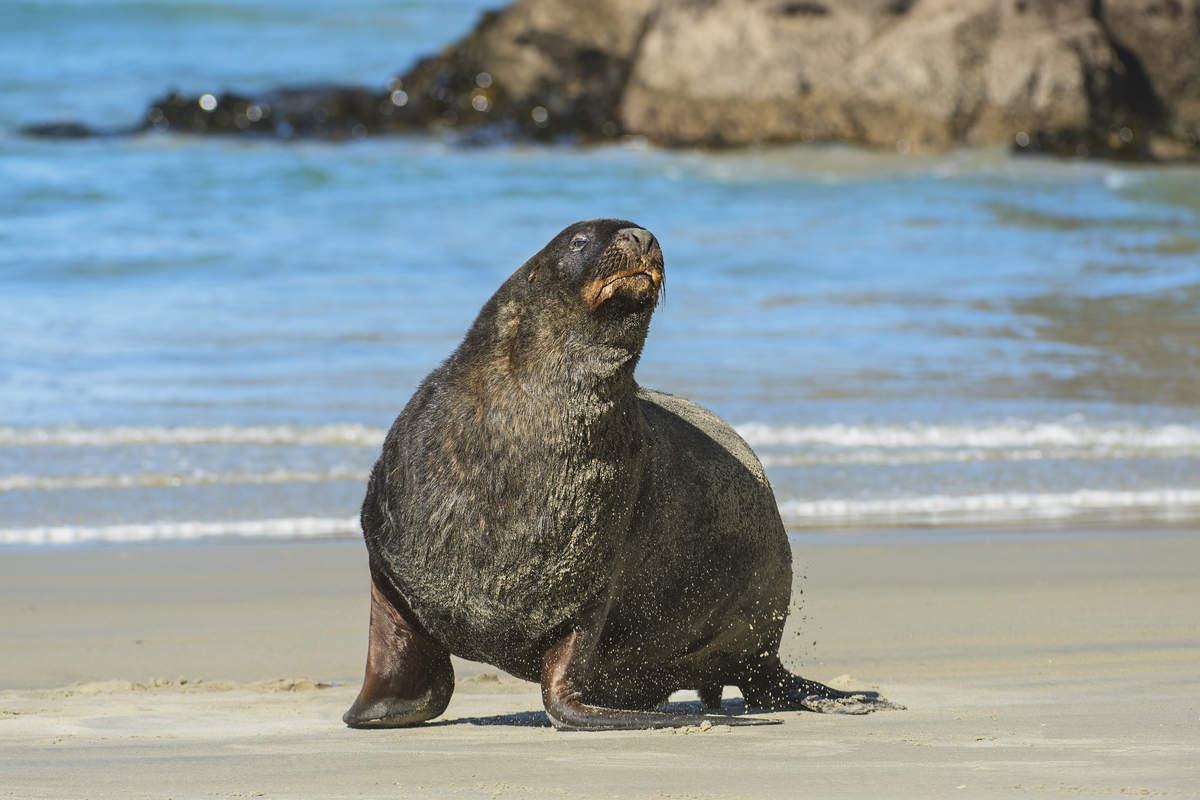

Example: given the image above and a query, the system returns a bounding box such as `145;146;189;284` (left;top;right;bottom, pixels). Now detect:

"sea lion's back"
635;387;789;572
583;388;791;683
637;388;771;487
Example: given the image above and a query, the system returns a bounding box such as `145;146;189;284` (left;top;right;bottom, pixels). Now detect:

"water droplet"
198;94;217;112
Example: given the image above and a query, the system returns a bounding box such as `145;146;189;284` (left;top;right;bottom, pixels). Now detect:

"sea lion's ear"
526;253;547;284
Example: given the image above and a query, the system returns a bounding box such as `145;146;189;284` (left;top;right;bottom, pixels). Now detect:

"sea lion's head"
564;221;664;314
476;219;665;383
456;220;666;393
525;218;664;316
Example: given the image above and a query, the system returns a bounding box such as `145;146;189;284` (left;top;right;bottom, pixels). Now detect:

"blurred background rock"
22;0;1200;162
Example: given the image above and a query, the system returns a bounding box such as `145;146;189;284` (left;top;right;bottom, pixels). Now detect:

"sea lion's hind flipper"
540;632;777;730
698;682;723;711
739;659;903;715
343;573;454;728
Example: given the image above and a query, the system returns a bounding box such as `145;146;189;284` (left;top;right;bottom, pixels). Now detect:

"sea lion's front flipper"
343;573;454;728
740;659;903;715
540;631;775;731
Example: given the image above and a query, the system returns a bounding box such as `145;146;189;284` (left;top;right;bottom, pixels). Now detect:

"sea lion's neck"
447;321;647;447
522;321;645;414
466;339;641;421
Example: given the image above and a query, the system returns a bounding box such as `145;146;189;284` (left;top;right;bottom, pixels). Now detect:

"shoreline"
2;530;1198;797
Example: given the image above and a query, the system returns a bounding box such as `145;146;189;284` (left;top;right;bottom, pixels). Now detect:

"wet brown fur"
345;219;894;730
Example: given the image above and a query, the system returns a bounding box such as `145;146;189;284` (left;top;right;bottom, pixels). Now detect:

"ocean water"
3;1;1200;547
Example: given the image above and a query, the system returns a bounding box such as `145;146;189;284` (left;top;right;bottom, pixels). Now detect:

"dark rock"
142;86;404;140
21;120;110;139
103;0;654;143
392;0;656;140
1099;0;1200;148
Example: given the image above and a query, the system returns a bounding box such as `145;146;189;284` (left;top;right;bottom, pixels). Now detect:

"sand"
1;531;1198;799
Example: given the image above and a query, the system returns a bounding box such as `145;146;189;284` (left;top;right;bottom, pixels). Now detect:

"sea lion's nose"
616;227;656;255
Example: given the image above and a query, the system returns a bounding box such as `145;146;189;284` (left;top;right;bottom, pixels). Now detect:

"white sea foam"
0;516;361;547
7;487;1196;546
5;420;1199;455
4;419;1199;541
778;487;1200;527
756;444;1196;467
0;467;368;492
736;421;1200;454
0;424;386;448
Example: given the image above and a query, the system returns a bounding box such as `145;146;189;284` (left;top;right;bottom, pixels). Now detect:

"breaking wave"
0;467;367;492
736;420;1200;454
5;419;1199;463
4;419;1198;544
0;516;361;547
0;424;385;448
778;487;1200;527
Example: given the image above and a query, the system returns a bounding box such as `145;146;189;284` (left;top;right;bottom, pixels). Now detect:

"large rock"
854;0;1114;149
618;0;894;147
618;0;1148;155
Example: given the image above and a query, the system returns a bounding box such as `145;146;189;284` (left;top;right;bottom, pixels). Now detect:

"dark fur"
348;219;893;728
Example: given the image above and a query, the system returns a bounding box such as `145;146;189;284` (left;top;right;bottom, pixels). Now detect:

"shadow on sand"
424;699;781;728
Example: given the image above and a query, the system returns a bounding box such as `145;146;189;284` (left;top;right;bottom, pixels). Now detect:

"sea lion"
344;219;894;730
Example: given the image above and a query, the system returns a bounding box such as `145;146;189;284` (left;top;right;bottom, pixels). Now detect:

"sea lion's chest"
373;394;650;671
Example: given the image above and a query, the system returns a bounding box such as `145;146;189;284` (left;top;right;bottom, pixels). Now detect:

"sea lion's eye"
569;234;588;251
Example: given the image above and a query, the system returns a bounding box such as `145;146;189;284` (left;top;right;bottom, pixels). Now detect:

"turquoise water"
4;1;1200;544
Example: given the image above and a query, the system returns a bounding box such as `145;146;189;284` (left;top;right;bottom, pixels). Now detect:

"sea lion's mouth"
583;261;665;311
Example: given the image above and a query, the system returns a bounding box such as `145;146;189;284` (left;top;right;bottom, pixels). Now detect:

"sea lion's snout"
584;226;665;311
615;226;656;254
614;227;663;267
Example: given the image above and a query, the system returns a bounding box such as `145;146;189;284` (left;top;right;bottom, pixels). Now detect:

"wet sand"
1;532;1198;799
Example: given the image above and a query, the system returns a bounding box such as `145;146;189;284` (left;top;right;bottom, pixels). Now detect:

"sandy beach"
1;531;1197;799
